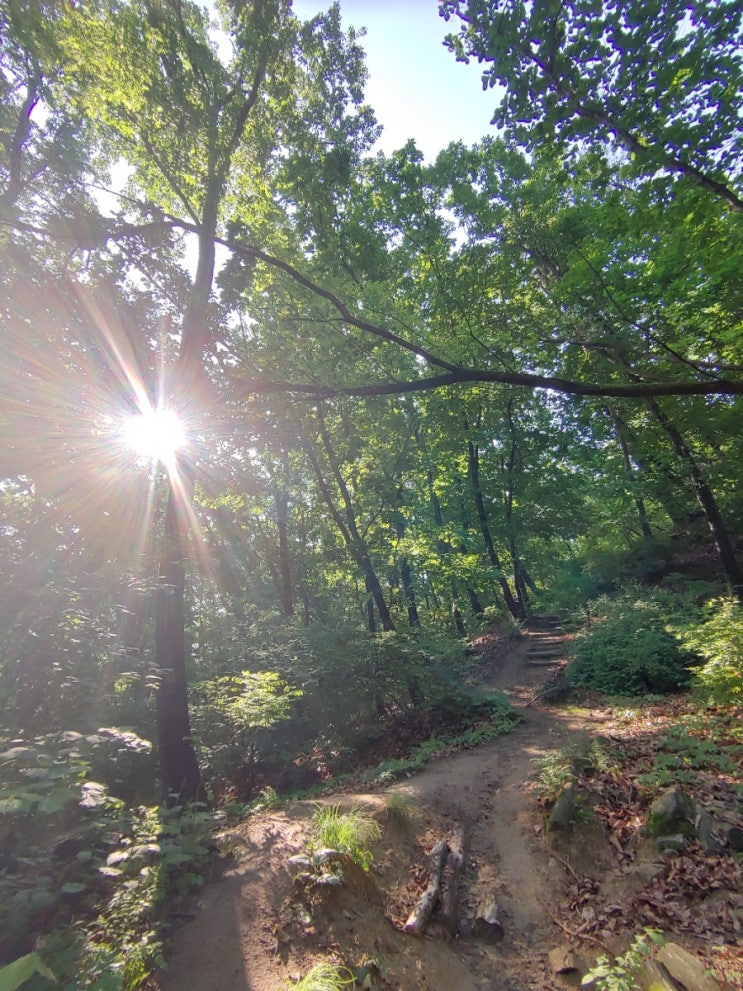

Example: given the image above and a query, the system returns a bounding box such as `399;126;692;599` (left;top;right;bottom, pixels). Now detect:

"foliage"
674;597;743;703
635;713;742;790
1;0;743;983
0;731;217;989
252;786;280;812
308;804;381;871
442;0;743;202
566;589;697;695
0;954;55;991
0;729;153;965
384;794;418;823
533;560;604;616
368;692;520;785
533;740;616;803
279;962;354;991
582;929;666;991
190;670;302;792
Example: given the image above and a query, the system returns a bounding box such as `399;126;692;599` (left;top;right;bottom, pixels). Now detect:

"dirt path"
158;627;598;991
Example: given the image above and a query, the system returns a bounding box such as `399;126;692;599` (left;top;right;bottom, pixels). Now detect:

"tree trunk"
608;408;653;539
400;556;421;627
155;463;206;804
153;195;218;804
467;438;524;620
274;481;294;617
364;574;377;633
451;596;467;637
405;839;449;936
306;424;396;631
465;584;484;615
648;398;743;600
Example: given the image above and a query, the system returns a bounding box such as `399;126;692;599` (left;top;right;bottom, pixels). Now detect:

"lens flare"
122;406;186;467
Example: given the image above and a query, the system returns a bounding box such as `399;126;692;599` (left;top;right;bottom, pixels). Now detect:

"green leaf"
0;953;56;991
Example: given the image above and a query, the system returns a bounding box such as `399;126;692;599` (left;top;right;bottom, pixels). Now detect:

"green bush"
566;589;695;695
674;597;743;703
534;559;603;615
189;670;302;793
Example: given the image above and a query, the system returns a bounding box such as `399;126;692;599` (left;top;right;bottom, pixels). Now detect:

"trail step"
526;649;563;658
526;658;562;667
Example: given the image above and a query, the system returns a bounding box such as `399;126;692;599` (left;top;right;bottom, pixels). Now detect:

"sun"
122;406;186;466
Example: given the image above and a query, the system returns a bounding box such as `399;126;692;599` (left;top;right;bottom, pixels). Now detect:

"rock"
287;854;314;872
647;786;694;837
471;899;504;942
656;942;721;991
695;808;723;855
724;824;743;851
549;782;577;832
638;959;677;991
548;944;582;974
654;834;687;852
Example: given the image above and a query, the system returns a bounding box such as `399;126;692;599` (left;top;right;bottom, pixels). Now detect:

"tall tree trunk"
607;407;653;539
306;424;396;632
501;403;531;618
465;584;484;615
155;462;206;804
426;470;475;633
154;198;218;804
392;505;421;629
269;460;294;617
648;398;742;599
400;556;421;628
466;438;524;620
452;598;467;637
364;574;377;633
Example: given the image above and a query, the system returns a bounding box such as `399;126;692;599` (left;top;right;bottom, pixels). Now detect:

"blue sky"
291;0;499;160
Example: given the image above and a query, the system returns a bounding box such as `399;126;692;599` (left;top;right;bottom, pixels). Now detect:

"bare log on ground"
404;839;449;936
439;825;466;940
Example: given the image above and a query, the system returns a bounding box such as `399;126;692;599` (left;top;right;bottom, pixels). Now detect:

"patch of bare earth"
156;625;742;991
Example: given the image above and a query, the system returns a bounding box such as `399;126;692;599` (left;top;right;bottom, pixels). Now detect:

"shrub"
566;589;695;695
674;597;743;704
189;670;302;794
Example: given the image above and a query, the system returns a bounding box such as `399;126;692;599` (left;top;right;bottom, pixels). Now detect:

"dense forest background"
0;0;741;987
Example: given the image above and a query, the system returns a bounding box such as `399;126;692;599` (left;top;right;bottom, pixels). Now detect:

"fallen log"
404;839;449;936
439;825;466;940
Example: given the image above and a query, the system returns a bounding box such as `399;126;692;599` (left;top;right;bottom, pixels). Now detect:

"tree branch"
237;369;743;400
7;213;741;401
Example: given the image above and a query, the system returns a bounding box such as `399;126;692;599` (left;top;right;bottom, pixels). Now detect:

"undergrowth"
566;588;695;695
583;929;665;990
365;691;520;786
308;804;381;871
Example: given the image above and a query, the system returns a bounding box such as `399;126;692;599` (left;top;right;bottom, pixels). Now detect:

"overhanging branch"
7;212;742;400
238;370;743;400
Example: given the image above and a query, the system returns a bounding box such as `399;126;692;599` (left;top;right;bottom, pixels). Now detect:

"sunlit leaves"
441;0;743;207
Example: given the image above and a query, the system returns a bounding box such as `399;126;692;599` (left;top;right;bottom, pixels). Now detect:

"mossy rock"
646;787;694;838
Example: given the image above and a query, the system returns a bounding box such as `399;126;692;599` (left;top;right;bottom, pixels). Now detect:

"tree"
441;0;743;210
1;0;380;800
